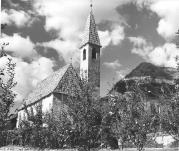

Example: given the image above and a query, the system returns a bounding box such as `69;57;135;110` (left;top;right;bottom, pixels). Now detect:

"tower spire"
80;1;101;48
80;2;101;96
90;0;93;10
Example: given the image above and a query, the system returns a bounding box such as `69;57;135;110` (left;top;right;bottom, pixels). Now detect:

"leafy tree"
124;85;159;151
43;110;72;149
159;57;179;142
66;79;102;150
160;80;179;141
0;54;17;146
103;81;160;151
100;94;124;149
18;104;72;149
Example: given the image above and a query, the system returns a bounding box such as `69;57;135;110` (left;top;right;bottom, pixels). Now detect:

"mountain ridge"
125;62;177;80
113;62;177;97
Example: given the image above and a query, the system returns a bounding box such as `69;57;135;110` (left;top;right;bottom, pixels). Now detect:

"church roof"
80;9;101;48
20;64;76;109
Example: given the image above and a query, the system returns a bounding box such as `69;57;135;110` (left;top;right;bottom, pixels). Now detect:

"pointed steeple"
80;1;101;96
80;4;101;48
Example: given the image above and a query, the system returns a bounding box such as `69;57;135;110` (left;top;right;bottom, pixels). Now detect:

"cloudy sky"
1;0;179;102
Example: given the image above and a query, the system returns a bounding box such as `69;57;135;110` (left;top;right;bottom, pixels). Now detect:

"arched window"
92;48;97;59
83;49;86;60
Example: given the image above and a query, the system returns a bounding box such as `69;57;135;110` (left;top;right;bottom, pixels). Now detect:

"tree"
100;94;124;149
160;80;179;141
103;81;160;151
0;57;17;146
18;104;72;149
42;110;72;149
66;78;102;150
17;77;102;150
159;56;179;142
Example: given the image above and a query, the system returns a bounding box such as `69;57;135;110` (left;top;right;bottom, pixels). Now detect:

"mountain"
113;62;178;98
125;62;177;80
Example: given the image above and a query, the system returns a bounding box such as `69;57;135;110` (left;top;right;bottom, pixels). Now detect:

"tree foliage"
0;56;17;146
16;78;102;150
159;59;179;141
17;104;72;149
160;80;179;141
66;79;102;150
102;82;160;151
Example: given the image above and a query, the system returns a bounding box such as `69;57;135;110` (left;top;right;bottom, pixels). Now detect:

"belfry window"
92;48;97;59
83;49;86;60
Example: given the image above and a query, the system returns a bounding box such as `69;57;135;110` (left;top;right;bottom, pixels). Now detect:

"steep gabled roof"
22;64;77;108
80;9;101;48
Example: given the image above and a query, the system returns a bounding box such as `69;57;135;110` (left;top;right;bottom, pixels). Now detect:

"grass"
0;146;179;151
100;148;179;151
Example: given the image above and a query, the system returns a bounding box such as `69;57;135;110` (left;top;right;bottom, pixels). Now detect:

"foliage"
124;85;160;151
17;105;72;149
66;79;102;150
43;110;72;149
102;82;160;151
0;56;17;147
160;82;179;141
159;59;179;141
15;77;102;150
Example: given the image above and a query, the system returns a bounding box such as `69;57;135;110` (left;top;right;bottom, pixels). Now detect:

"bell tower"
80;3;101;94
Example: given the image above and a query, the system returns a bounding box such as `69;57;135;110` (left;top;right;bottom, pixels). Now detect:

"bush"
16;108;73;149
0;130;19;147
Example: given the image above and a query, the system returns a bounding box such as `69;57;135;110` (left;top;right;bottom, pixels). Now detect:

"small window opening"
92;48;97;59
83;49;86;60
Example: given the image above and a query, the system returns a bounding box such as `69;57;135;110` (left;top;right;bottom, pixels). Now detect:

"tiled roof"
81;10;101;48
21;64;72;108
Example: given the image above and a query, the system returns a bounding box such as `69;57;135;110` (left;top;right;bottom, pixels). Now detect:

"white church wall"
16;94;53;128
16;103;38;128
42;94;53;113
16;110;24;128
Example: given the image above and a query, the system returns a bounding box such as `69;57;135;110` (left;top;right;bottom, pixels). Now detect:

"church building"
16;4;102;128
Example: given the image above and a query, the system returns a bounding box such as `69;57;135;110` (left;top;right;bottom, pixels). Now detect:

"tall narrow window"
83;49;86;60
92;48;97;59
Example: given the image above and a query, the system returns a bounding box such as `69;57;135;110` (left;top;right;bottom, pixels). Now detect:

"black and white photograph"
1;0;179;150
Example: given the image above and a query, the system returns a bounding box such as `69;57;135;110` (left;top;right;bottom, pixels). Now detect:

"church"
16;4;102;128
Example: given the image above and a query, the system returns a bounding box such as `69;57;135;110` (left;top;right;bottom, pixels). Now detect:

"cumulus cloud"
34;0;178;63
32;0;127;62
129;36;147;47
99;25;125;48
39;39;79;63
150;0;179;39
103;60;121;69
32;0;179;41
1;9;31;27
33;0;126;33
129;37;179;68
1;34;37;59
0;56;55;101
115;69;129;80
99;31;111;48
148;43;179;68
34;0;172;63
129;36;153;59
14;57;55;101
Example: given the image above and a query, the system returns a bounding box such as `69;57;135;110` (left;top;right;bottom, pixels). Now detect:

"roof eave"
79;42;102;49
